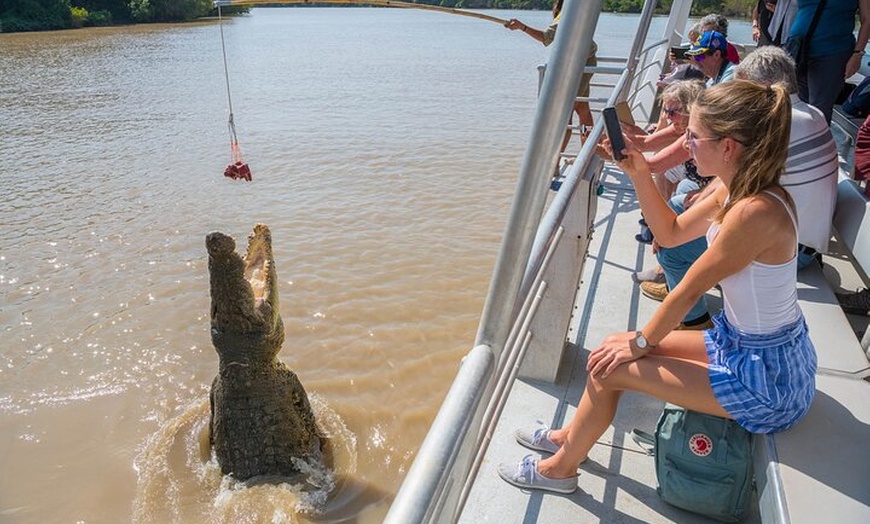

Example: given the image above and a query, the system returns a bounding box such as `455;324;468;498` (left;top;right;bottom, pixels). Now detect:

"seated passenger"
498;80;816;495
640;46;838;312
686;31;736;86
734;46;838;266
698;13;742;65
624;81;715;328
628;81;712;284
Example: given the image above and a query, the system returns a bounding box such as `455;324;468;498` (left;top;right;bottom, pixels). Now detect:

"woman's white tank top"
705;191;802;334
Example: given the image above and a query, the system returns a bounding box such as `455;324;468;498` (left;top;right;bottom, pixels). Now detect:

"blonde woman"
499;80;816;493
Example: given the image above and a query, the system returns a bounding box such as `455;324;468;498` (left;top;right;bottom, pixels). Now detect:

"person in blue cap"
685;30;736;86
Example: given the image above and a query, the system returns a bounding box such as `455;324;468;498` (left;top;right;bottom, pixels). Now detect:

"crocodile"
206;224;321;482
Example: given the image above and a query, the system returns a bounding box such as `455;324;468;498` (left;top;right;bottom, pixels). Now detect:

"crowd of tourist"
496;9;862;494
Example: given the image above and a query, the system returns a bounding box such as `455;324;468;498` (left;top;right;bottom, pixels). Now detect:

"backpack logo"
689;433;713;456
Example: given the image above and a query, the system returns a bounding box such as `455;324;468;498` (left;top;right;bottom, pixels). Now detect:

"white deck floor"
460;164;761;523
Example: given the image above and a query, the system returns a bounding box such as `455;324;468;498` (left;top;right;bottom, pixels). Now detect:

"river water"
0;9;751;523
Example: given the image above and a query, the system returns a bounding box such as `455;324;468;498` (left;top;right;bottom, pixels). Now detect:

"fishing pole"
213;0;510;27
212;0;508;182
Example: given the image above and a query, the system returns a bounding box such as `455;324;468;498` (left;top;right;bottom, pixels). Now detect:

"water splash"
132;393;362;523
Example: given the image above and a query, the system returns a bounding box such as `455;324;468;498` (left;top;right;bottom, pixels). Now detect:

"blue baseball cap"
686;30;728;57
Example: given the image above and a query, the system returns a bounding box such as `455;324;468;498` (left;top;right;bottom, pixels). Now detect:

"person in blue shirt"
787;0;870;123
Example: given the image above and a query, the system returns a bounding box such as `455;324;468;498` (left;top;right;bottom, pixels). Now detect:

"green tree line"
0;0;754;33
0;0;249;31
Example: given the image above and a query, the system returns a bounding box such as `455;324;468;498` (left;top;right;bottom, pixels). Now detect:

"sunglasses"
663;107;683;118
684;129;722;153
690;53;708;63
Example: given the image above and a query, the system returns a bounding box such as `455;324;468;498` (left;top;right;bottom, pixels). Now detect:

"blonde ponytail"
691;80;792;222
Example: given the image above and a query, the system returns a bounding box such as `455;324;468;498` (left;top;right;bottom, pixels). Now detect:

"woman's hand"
752;26;761;42
621;122;648;138
847;53;864;78
587;332;648;378
505;18;524;31
603;134;650;181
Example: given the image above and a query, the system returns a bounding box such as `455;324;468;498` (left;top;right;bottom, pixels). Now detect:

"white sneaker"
632;267;666;284
515;421;560;454
497;455;577;494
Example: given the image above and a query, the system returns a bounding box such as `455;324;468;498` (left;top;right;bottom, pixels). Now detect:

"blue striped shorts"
703;311;817;434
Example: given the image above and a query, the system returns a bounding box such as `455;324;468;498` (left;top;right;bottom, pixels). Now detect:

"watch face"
636;333;648;349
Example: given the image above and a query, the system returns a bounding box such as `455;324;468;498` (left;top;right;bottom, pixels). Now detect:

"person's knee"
585;361;634;392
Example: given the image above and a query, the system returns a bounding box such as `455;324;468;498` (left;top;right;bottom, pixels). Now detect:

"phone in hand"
670;46;689;61
602;106;626;161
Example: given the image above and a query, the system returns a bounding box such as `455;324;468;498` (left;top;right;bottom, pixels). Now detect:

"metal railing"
384;1;691;522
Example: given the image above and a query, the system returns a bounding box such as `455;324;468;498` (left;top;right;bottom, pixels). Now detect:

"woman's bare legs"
536;329;729;479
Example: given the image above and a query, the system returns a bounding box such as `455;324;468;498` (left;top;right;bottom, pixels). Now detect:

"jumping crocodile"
206;224;321;482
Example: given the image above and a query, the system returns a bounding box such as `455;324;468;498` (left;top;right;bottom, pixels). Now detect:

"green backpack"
634;404;754;522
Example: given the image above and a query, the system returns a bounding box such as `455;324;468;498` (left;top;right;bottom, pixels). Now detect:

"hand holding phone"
670;46;689;61
602;106;626;161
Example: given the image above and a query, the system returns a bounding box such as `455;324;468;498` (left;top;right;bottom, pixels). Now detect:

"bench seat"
831;104;864;146
754;374;870;523
754;166;870;523
797;262;870;376
834;176;870;280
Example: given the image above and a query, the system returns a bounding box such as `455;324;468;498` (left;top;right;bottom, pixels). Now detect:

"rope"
217;5;241;156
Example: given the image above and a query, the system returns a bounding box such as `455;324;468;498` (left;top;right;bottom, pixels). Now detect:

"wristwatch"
635;331;652;350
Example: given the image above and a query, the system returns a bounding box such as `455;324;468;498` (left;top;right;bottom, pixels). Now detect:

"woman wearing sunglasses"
498;80;816;494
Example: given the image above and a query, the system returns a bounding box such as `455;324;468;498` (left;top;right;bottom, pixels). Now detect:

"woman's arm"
624;123;681;152
847;0;870;77
641;195;790;345
505;18;548;45
615;143;723;248
645;135;692;174
752;5;761;42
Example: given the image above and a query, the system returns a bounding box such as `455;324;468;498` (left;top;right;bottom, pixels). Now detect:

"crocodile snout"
206;232;236;256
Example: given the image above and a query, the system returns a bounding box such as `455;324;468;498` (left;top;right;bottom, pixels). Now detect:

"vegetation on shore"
0;0;249;32
1;0;753;33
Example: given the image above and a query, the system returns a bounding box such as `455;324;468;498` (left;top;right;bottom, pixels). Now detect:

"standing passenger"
786;0;870;123
505;0;598;153
752;0;777;45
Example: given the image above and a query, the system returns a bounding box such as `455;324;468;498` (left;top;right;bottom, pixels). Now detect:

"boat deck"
461;164;761;523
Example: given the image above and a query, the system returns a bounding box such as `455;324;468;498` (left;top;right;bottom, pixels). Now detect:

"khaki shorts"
577;41;598;99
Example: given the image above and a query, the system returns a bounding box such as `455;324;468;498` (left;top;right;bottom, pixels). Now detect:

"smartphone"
670;46;689;61
602;106;626;161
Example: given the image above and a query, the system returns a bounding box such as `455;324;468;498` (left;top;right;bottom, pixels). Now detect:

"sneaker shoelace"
531;420;551;447
515;455;537;480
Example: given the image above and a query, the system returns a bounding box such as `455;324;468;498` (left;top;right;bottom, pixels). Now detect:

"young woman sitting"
498;80;817;494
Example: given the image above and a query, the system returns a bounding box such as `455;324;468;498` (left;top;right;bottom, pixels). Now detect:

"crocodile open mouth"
243;224;272;304
205;224;279;337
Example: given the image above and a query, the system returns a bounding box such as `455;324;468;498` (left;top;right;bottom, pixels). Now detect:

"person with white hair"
734;45;837;267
